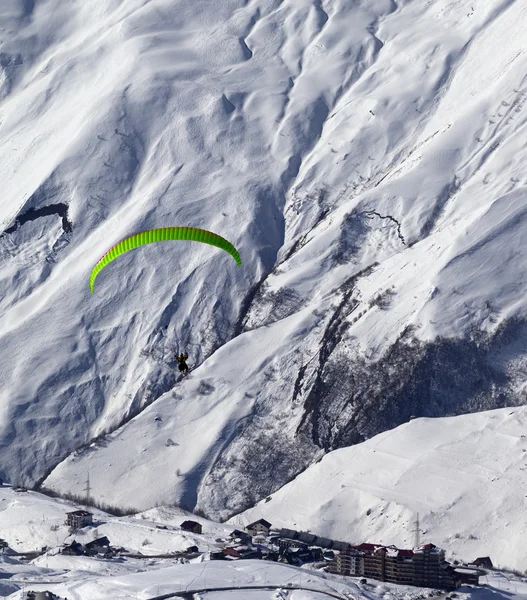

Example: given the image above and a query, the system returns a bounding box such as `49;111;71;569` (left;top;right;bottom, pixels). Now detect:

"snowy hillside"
0;484;361;599
1;484;526;600
235;406;527;573
2;0;527;516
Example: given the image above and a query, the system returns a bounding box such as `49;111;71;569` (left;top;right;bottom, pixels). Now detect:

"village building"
329;542;461;590
61;541;84;556
262;550;279;561
246;518;272;536
229;529;251;543
332;547;363;576
412;543;445;587
84;536;111;556
277;527;350;551
180;520;202;534
439;563;462;589
65;510;93;529
384;547;414;585
454;567;480;586
277;538;309;553
472;556;493;569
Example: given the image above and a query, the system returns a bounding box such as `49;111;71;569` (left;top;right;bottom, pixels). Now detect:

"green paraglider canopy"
90;226;242;293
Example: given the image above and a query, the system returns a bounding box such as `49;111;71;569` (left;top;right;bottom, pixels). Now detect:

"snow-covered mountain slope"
1;488;526;600
0;484;228;555
2;0;527;516
234;406;527;573
0;484;363;599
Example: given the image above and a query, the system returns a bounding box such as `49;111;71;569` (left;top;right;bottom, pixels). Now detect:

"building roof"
414;543;441;554
351;542;416;557
67;510;92;517
473;556;493;566
353;542;385;553
247;518;272;529
230;529;250;537
85;536;110;548
181;520;201;529
332;541;352;551
279;528;298;538
385;545;414;558
454;567;480;575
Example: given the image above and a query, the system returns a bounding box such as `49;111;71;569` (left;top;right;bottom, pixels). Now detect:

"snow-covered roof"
455;567;480;574
247;519;272;529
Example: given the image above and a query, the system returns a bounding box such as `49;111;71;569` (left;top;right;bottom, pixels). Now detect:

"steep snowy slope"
235;406;527;573
2;0;527;516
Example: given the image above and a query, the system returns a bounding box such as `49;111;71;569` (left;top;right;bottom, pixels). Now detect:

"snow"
0;484;526;600
0;0;526;591
0;484;364;599
234;406;527;572
0;0;524;500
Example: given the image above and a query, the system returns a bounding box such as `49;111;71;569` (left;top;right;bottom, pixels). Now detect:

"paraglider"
90;227;242;293
175;352;189;375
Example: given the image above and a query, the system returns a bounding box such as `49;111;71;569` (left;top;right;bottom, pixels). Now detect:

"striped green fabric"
90;227;242;293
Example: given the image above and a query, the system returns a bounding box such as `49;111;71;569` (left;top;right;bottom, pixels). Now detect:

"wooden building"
180;520;202;534
246;518;272;536
472;556;493;569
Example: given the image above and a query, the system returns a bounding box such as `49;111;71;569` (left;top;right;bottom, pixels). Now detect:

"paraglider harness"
176;352;189;374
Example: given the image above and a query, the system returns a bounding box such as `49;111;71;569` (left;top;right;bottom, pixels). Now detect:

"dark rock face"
297;318;524;452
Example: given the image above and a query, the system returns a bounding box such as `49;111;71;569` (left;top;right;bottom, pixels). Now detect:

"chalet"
65;510;93;529
229;529;251;543
61;541;84;556
180;520;202;534
246;518;272;536
84;536;110;556
472;556;493;569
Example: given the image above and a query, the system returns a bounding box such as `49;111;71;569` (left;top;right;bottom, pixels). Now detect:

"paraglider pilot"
176;352;189;374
